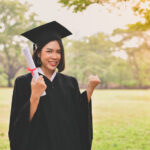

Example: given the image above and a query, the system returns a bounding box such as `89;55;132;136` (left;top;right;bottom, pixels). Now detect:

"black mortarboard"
21;21;72;47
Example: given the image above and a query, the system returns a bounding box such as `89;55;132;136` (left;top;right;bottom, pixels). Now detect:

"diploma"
22;47;46;96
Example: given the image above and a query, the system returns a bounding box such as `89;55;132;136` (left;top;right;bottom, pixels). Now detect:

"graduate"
8;21;100;150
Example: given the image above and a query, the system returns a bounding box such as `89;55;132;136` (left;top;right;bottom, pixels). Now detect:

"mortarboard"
21;21;72;47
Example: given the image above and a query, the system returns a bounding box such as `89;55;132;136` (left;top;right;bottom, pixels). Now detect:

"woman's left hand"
86;75;101;102
87;75;101;90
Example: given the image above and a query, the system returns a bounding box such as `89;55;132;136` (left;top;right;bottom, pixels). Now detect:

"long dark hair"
32;39;65;72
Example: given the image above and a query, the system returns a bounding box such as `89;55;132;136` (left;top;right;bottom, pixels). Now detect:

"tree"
112;27;150;87
111;0;150;87
59;0;129;12
0;0;41;87
64;31;150;88
59;0;150;88
64;33;116;88
128;0;150;32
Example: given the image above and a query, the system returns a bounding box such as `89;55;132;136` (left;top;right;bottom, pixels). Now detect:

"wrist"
30;94;40;103
86;85;94;93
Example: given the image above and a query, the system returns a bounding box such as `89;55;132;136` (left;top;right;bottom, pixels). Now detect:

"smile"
48;61;57;66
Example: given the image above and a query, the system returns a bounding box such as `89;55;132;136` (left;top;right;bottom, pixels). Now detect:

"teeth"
49;61;57;65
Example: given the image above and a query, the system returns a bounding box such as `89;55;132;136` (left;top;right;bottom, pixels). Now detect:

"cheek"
40;53;48;62
42;52;49;58
58;54;61;60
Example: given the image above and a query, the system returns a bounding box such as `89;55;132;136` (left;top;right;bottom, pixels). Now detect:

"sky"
21;0;141;40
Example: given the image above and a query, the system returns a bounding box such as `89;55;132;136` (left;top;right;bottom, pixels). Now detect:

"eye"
47;49;52;53
57;50;61;53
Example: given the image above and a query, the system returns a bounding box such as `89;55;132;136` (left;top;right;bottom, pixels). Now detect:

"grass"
0;88;12;150
0;88;150;150
92;90;150;150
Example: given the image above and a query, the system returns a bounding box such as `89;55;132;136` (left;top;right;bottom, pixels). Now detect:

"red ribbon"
27;67;36;75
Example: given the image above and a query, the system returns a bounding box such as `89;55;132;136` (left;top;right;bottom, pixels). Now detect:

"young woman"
8;21;100;150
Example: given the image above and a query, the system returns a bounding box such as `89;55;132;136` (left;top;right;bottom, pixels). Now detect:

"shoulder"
13;73;32;96
57;72;77;82
57;72;79;87
15;73;32;85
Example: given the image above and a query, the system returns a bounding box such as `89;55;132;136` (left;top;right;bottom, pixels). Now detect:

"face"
38;40;61;72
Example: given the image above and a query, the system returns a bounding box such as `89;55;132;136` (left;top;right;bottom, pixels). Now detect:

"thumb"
31;77;35;83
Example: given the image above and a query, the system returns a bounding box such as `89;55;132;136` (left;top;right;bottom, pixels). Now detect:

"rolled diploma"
22;47;46;96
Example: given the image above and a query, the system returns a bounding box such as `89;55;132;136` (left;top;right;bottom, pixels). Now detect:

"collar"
37;67;57;82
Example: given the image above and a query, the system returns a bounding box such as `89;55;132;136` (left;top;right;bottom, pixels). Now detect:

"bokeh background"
0;0;150;149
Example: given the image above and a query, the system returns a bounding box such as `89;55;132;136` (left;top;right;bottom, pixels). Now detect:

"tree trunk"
8;76;12;87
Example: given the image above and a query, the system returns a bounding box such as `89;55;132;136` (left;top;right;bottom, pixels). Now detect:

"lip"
48;61;57;67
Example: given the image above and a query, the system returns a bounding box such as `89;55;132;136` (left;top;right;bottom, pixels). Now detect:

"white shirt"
37;67;57;82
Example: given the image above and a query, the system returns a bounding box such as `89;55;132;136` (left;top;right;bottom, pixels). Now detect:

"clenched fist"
31;75;47;100
86;75;101;103
88;75;101;90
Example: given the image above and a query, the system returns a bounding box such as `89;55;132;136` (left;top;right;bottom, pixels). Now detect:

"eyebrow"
46;48;61;51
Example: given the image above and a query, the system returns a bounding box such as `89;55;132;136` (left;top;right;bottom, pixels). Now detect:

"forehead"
44;40;61;49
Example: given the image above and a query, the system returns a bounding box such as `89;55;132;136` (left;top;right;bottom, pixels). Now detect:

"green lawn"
0;88;150;150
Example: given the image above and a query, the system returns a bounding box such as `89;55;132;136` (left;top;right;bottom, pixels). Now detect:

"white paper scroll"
22;47;46;96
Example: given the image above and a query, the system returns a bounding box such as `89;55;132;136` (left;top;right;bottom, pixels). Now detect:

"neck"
41;66;55;79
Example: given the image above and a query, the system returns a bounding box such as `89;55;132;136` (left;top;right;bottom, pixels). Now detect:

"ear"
37;51;41;58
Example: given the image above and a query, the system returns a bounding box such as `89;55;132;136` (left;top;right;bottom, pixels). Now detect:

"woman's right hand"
30;75;47;100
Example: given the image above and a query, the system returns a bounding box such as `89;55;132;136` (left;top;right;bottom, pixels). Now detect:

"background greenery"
1;0;150;88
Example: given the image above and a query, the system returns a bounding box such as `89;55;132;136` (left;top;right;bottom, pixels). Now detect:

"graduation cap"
21;21;72;48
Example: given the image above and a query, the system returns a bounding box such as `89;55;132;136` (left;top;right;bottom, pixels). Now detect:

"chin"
42;63;58;72
47;65;57;71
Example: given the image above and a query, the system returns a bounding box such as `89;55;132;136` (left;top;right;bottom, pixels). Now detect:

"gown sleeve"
8;76;39;150
72;77;93;150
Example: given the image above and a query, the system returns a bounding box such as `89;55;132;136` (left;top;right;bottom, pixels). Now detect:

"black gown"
8;72;93;150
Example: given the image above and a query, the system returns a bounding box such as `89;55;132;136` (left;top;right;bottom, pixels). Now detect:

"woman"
8;21;100;150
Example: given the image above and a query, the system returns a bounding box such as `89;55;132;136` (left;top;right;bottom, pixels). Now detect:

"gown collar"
37;67;57;82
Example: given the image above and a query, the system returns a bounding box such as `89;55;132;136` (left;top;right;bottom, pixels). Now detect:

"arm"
8;75;46;150
29;96;40;121
72;77;93;150
86;86;94;103
29;75;46;121
8;77;31;150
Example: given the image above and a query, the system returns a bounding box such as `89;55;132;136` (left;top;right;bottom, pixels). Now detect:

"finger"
31;77;35;83
38;75;44;80
89;75;94;79
39;75;43;78
90;76;97;80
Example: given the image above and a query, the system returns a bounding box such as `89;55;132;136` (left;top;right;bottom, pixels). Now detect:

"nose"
51;52;58;59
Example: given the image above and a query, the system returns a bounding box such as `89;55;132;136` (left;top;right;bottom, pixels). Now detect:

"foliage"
64;32;150;88
59;0;129;12
112;22;150;88
64;33;116;87
0;0;42;87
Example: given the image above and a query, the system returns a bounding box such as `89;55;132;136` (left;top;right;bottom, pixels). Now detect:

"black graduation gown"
8;72;93;150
